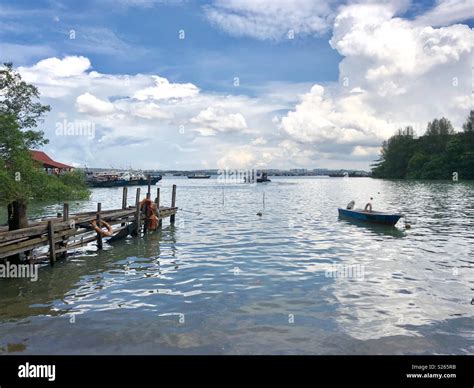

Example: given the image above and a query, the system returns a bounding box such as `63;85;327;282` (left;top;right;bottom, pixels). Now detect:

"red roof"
30;151;73;169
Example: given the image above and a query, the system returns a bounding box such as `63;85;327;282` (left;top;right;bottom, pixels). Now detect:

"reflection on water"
0;178;473;354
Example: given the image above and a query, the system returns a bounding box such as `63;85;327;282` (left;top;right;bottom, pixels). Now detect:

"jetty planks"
0;186;178;265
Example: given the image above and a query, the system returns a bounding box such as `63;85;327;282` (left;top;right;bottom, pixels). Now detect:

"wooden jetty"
0;185;178;266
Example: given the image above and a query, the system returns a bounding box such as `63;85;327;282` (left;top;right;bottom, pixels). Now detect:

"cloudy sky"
1;0;473;170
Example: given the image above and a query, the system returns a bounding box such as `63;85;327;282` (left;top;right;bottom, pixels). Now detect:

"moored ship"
86;170;162;188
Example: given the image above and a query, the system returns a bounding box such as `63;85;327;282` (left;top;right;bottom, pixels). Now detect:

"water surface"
0;177;473;354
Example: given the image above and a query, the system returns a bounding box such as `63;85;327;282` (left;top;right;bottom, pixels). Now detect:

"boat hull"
338;208;402;226
187;176;211;179
88;176;162;188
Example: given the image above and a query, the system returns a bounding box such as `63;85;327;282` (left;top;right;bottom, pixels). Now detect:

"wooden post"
170;184;176;224
60;203;70;259
155;187;160;208
48;220;56;266
63;203;69;221
144;191;151;234
121;187;128;227
96;203;103;250
133;188;141;236
7;200;28;230
147;175;151;198
122;187;128;209
155;187;162;228
7;200;29;262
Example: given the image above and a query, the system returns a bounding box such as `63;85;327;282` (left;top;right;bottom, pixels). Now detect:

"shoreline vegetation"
371;112;474;180
1;62;90;230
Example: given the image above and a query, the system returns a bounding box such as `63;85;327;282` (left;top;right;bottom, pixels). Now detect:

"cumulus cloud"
15;56;281;169
190;106;248;136
76;93;115;116
12;0;474;170
280;2;473;161
331;4;472;83
204;0;334;40
280;85;395;145
414;0;474;27
216;145;274;169
20;56;91;78
133;76;199;101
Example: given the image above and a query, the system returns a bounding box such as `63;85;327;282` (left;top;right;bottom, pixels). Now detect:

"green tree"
372;114;474;180
372;127;415;178
0;63;89;230
425;117;454;136
462;110;474;133
0;62;51;131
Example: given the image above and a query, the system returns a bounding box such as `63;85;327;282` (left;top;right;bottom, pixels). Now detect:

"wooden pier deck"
0;185;178;266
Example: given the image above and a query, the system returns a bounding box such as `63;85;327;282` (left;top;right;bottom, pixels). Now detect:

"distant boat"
338;208;403;226
86;171;162;188
244;171;271;183
187;173;211;179
256;172;271;183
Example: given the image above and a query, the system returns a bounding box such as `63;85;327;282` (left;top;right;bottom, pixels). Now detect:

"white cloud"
76;93;115;116
216;145;274;169
252;137;267;145
15;56;283;169
20;56;91;78
351;145;381;157
331;4;472;82
127;102;172;120
414;0;474;27
280;84;394;145
204;0;334;40
133;76;199;101
280;3;473;161
12;0;474;171
190;106;248;136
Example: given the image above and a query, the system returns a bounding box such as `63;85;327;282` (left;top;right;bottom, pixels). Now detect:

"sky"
1;0;473;170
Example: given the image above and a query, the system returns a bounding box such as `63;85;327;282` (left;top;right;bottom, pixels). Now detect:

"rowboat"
338;208;403;226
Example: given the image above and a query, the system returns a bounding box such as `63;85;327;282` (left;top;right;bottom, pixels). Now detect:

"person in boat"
346;200;355;210
364;197;373;212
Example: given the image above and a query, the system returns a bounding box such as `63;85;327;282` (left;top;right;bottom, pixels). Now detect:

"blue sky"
1;0;473;170
2;0;341;91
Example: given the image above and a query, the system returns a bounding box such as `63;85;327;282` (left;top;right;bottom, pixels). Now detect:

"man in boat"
364;197;373;212
347;198;373;212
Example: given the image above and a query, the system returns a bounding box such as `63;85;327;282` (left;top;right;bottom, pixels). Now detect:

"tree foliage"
0;63;90;205
372;112;474;180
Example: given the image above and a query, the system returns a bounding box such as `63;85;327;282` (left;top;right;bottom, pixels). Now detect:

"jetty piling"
133;188;141;236
155;188;162;228
121;187;128;210
170;184;176;224
96;203;103;250
0;186;179;266
47;220;55;266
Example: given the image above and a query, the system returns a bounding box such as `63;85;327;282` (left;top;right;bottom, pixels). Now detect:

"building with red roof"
30;151;73;174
